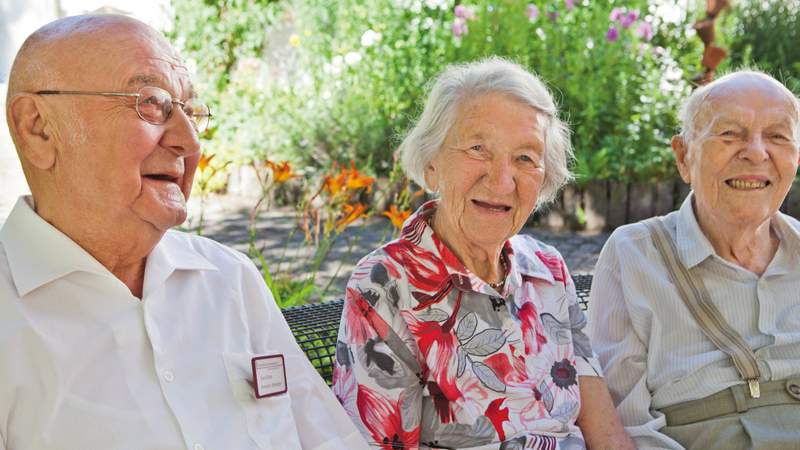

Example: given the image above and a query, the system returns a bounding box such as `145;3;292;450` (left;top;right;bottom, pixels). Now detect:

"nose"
161;107;201;158
739;134;769;163
484;157;516;195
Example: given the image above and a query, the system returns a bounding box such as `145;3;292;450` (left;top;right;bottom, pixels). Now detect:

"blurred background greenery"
170;0;800;191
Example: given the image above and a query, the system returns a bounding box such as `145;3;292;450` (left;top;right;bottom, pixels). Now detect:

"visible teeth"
728;179;767;190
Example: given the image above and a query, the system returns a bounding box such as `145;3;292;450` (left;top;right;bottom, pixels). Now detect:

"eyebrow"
127;74;162;87
126;74;196;100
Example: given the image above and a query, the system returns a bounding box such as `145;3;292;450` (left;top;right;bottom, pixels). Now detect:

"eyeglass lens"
136;86;210;132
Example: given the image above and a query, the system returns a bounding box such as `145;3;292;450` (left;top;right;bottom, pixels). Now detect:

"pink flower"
452;17;468;38
526;4;540;21
606;26;619;43
454;4;476;20
636;21;654;41
565;0;575;10
620;10;639;28
609;7;624;21
463;6;476;20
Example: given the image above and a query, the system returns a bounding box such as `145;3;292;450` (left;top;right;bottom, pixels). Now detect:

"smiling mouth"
725;179;770;190
472;199;512;212
143;174;180;183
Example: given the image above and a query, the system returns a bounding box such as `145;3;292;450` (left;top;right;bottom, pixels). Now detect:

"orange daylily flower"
336;202;368;231
265;160;297;184
345;161;375;192
383;204;411;229
323;174;347;197
198;153;215;172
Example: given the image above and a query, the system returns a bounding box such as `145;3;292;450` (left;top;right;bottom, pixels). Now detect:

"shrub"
727;0;800;94
171;0;701;185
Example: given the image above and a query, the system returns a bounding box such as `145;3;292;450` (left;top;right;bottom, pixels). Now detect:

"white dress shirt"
0;196;369;450
587;194;800;450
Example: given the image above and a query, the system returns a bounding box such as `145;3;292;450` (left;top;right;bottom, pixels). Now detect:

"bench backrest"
282;274;593;385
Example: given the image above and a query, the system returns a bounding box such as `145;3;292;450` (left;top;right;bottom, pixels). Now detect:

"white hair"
398;57;573;207
677;69;800;144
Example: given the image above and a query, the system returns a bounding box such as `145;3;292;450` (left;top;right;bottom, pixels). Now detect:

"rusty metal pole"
692;0;731;86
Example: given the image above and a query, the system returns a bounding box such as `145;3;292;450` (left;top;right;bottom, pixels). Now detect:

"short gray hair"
678;69;800;144
398;57;573;207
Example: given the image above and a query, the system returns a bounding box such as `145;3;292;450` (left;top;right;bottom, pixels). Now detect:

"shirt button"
163;370;175;382
193;444;205;450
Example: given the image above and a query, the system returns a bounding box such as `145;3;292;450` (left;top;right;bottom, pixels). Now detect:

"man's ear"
8;94;57;170
671;134;691;184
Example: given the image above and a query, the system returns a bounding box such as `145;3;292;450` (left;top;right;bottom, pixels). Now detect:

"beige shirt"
0;196;369;450
587;194;800;449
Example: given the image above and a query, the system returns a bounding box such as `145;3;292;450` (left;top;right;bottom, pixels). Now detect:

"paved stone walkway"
187;194;610;301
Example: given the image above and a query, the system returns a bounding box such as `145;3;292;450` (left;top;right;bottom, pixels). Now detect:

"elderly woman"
332;58;633;450
588;70;800;450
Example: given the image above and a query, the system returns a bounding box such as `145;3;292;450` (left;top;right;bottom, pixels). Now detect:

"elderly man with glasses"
0;15;368;450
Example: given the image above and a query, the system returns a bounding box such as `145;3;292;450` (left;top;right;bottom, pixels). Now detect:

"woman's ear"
671;134;691;185
424;160;439;192
8;94;57;170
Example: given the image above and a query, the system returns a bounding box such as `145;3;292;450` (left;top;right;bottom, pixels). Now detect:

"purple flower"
620;10;639;28
548;10;560;22
606;26;619;42
454;4;467;18
636;21;654;41
565;0;575;10
609;7;624;21
526;4;540;21
452;18;468;38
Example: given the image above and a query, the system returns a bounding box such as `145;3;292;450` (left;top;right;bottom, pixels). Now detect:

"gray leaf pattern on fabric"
568;302;593;357
499;436;526;450
541;313;571;345
357;340;415;390
417;307;450;322
551;400;579;425
538;379;555;412
419;400;495;447
400;385;423;431
457;346;467;377
471;361;506;392
462;328;506;356
456;311;478;341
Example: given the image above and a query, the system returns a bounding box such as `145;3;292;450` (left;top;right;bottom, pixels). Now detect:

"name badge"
251;354;288;398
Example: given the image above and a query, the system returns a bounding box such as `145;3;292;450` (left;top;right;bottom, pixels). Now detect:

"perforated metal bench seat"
282;274;593;385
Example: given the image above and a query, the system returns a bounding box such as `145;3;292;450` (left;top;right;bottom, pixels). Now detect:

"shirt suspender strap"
643;217;763;398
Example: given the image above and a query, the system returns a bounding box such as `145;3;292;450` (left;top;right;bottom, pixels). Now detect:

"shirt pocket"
222;351;303;450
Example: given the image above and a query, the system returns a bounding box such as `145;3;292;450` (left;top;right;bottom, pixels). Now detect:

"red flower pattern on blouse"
334;201;602;449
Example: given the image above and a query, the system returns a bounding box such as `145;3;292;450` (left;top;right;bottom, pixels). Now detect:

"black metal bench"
282;274;594;385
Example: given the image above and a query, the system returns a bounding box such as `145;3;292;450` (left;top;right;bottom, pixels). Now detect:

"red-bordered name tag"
251;354;288;398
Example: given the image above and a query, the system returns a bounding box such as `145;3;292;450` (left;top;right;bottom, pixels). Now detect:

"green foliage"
170;0;702;184
727;0;800;94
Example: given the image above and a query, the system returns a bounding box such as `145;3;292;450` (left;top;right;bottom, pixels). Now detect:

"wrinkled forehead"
57;25;194;98
694;82;799;132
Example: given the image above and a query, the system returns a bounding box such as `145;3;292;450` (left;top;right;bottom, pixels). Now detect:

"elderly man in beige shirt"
588;70;800;450
0;15;368;450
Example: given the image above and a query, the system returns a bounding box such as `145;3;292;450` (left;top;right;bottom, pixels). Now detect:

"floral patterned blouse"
333;201;603;450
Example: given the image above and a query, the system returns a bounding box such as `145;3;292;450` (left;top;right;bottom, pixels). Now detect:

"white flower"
344;51;362;65
424;0;449;10
360;29;382;47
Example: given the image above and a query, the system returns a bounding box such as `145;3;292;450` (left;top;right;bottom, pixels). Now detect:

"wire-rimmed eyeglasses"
35;85;212;133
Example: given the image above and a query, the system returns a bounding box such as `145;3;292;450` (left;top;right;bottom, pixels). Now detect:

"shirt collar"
143;231;218;297
675;192;717;269
0;196;217;298
675;191;800;272
398;200;554;297
0;196;112;296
